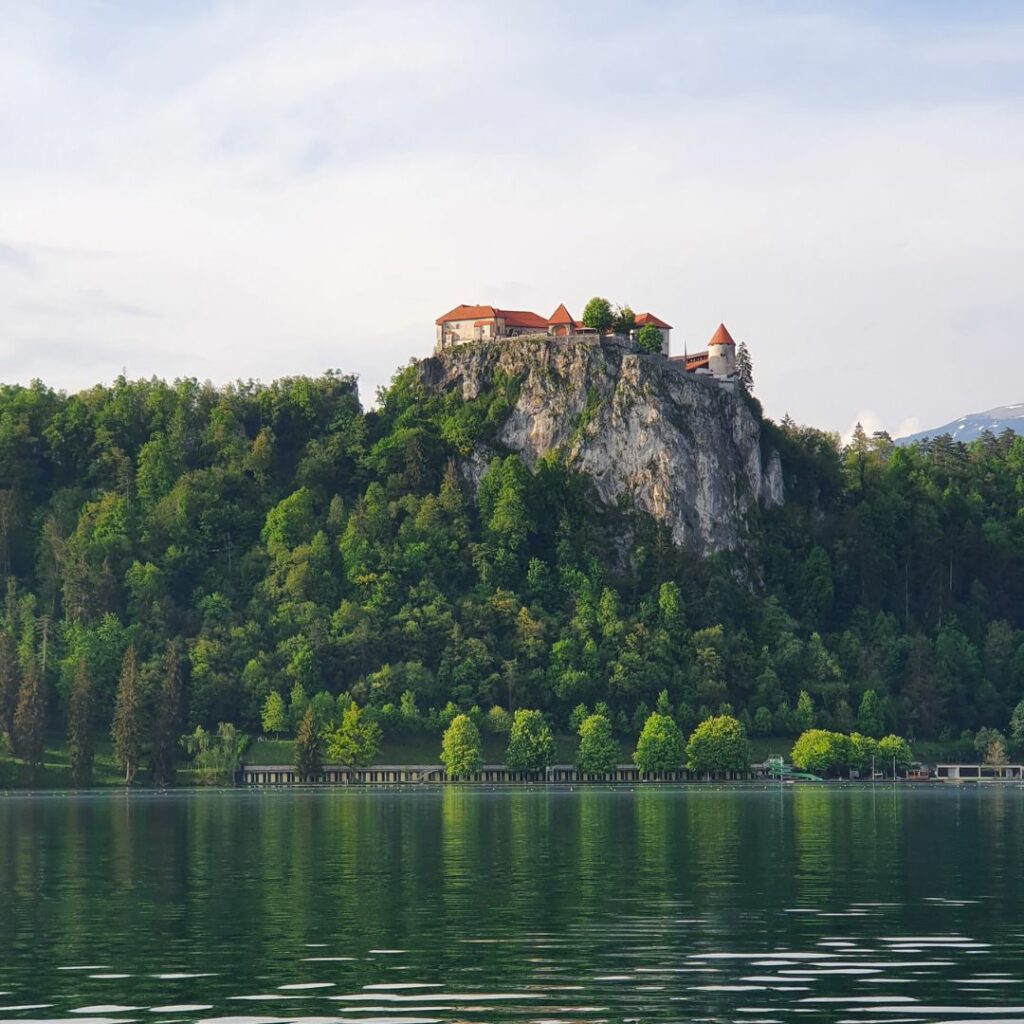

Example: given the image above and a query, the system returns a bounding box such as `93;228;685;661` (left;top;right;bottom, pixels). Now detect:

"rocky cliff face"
417;337;783;555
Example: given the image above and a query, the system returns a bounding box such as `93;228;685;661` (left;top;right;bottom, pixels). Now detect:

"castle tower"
707;323;737;378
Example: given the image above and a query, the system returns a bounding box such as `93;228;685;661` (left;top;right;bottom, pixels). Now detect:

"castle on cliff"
434;302;739;383
435;303;672;355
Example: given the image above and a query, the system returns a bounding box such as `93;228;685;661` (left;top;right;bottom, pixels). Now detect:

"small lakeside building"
935;763;1024;781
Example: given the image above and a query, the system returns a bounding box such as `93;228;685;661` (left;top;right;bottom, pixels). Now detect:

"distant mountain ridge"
897;403;1024;445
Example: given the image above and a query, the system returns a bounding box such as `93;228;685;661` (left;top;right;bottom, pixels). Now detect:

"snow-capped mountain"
897;404;1024;445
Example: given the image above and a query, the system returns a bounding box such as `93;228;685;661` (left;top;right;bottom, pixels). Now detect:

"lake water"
1;786;1023;1023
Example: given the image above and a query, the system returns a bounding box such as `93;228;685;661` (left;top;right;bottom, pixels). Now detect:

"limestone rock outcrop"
417;337;783;555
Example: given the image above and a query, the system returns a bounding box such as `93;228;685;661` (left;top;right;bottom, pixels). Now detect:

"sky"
1;1;1022;437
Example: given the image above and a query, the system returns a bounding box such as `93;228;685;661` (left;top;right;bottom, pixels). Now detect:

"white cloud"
0;1;1022;434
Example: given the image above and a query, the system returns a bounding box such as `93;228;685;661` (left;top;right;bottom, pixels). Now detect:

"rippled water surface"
2;786;1024;1023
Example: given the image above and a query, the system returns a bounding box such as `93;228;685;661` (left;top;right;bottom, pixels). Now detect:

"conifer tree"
14;659;45;782
736;341;754;394
294;705;323;781
289;681;308;731
111;645;143;785
67;657;94;788
0;629;19;745
151;641;182;787
857;689;884;737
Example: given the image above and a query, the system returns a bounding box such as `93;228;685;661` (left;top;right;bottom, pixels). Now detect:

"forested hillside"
1;359;1024;769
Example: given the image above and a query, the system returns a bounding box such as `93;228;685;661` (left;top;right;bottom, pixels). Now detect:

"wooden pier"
238;763;750;786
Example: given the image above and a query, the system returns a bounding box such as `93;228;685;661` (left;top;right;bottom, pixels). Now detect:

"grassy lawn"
0;736;142;789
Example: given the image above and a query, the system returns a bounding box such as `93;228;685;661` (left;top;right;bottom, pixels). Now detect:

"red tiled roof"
436;304;497;325
635;312;672;330
708;323;736;347
548;303;574;325
436;304;550;330
669;351;710;371
500;309;550;329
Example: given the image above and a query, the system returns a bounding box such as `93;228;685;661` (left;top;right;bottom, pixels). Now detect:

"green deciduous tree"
613;305;636;336
633;712;684;772
441;713;483;778
261;691;287;739
505;708;555;773
877;733;913;772
111;645;143;785
790;729;844;775
181;722;248;782
685;715;751;775
576;712;619;774
973;726;1007;764
327;701;382;766
67;656;94;787
635;322;663;354
581;297;614;333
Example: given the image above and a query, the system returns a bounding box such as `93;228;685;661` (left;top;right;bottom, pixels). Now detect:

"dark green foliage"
635;323;663;354
576;713;619;774
581;297;614;333
633;711;684;772
67;656;94;787
13;659;45;781
294;705;323;780
151;641;183;786
0;630;19;743
613;305;636;336
111;646;142;784
505;708;555;773
0;365;1023;762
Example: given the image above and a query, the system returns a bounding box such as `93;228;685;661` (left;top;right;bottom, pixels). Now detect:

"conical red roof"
708;323;736;347
548;303;574;325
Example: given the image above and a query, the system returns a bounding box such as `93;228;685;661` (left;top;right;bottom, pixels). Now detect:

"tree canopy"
685;715;750;774
633;712;684;772
576;713;619;774
0;365;1020;781
581;297;614;333
505;708;555;773
441;713;483;778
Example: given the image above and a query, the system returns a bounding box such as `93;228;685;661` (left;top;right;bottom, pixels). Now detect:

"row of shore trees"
0;634;251;786
290;701;754;781
0;636;184;786
789;728;913;776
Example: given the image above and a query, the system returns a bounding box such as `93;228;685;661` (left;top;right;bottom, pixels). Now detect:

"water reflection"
0;787;1023;1022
